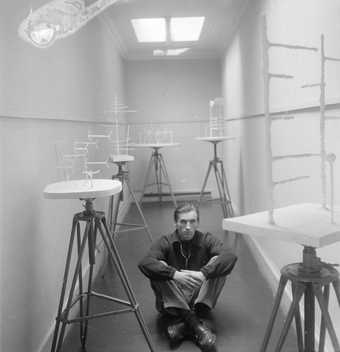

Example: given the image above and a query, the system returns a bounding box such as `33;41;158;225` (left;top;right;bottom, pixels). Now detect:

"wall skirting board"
139;190;212;203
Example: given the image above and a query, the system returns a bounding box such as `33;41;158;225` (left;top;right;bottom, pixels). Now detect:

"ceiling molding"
222;0;251;53
99;11;128;59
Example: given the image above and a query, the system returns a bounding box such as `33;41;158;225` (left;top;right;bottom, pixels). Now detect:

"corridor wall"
0;3;125;351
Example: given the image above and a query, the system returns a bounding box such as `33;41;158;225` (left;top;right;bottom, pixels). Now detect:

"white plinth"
223;203;340;248
109;154;135;163
44;179;122;200
130;143;180;149
196;136;235;143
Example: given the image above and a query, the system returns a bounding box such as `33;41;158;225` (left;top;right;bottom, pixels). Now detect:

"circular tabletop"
130;142;181;149
44;179;122;200
196;136;236;143
109;154;135;163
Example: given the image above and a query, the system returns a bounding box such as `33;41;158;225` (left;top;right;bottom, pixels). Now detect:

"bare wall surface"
125;59;223;196
0;2;126;351
222;0;340;348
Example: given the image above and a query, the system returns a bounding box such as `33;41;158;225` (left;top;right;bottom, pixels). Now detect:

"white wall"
222;0;340;347
1;2;125;351
0;6;4;345
125;59;223;198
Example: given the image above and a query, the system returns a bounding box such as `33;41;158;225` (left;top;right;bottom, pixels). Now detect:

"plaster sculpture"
18;0;120;48
222;17;340;352
262;17;318;224
302;34;340;216
105;96;134;160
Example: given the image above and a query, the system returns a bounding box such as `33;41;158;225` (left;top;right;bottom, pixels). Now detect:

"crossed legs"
151;276;226;313
150;276;226;351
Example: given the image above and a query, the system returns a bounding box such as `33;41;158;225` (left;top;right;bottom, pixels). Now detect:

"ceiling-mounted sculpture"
18;0;120;48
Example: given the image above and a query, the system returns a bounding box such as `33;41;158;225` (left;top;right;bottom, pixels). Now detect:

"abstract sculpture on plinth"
223;17;340;352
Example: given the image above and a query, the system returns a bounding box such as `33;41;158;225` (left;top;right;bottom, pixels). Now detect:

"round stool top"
130;142;180;149
196;136;235;143
109;154;135;163
44;179;122;200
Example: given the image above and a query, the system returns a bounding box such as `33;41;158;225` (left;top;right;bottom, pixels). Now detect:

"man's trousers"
150;275;226;314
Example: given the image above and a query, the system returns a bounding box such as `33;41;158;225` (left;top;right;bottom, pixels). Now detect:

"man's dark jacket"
138;230;237;281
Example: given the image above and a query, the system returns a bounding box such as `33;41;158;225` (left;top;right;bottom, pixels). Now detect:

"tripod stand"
260;246;340;352
223;203;340;352
197;137;234;218
135;143;179;207
108;156;153;241
44;180;155;352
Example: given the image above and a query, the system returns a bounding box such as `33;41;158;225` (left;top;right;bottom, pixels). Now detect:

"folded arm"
138;237;176;280
200;233;237;279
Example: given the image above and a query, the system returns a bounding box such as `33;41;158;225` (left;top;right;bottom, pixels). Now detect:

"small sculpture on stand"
207;97;226;138
196;98;235;218
102;97;153;240
55;140;87;181
46;137;155;352
56;138;106;188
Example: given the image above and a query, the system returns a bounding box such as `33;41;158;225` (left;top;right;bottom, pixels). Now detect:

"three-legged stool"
260;246;340;352
44;179;155;352
196;136;235;218
107;155;153;241
132;143;179;207
222;204;340;352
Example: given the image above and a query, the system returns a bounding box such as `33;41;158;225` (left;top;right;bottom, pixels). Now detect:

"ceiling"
102;0;249;60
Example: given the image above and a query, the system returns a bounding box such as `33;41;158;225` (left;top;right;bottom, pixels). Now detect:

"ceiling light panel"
166;48;189;56
170;17;205;42
131;18;166;42
153;48;190;56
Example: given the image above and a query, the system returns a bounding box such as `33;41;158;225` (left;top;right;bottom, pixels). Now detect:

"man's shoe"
166;321;188;349
193;323;217;352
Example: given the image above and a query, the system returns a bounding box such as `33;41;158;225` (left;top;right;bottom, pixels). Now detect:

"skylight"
131;17;205;43
170;17;205;42
131;18;166;42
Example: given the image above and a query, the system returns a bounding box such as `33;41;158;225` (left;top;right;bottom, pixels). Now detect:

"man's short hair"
174;202;200;222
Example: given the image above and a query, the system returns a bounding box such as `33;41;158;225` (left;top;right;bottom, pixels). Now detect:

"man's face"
176;210;199;242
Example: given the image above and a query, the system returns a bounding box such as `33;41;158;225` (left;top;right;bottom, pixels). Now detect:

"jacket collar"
169;230;202;249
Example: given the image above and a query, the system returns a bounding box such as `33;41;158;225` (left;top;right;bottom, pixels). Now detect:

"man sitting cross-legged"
138;202;237;351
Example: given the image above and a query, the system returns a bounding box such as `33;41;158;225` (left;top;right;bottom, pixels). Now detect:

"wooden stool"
223;204;340;352
260;246;340;352
44;179;155;352
196;136;235;218
107;154;153;241
132;143;180;207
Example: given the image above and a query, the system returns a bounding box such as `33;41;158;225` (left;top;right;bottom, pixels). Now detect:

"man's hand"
181;270;206;283
173;270;205;290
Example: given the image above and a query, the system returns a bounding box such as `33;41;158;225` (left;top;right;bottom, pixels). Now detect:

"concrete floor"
59;200;298;352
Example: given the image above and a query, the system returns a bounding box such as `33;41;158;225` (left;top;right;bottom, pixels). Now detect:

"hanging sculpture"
18;0;120;48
